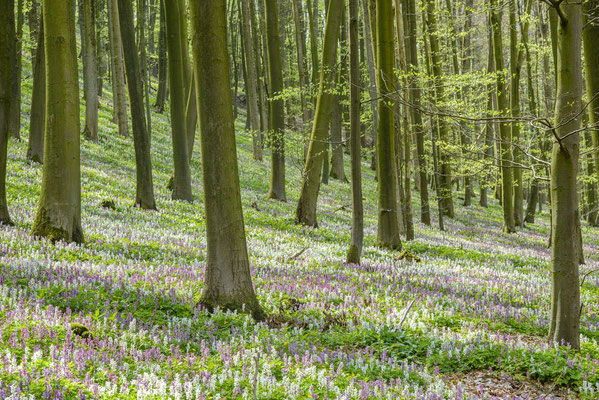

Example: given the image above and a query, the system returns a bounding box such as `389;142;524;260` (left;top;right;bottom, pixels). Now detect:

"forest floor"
0;58;598;400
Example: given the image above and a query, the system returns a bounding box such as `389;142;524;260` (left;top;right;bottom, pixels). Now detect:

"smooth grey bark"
110;0;130;137
154;0;167;112
0;0;15;225
190;0;265;320
241;0;263;161
28;17;45;164
346;0;363;264
9;0;23;140
548;0;582;350
295;0;343;226
164;0;192;201
118;0;157;210
83;0;99;141
32;0;83;243
264;0;286;201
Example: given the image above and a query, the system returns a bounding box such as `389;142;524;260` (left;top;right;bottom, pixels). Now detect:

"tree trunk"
241;0;262;161
375;0;401;249
510;0;523;226
548;0;582;350
27;17;45;164
190;0;265;321
0;0;16;225
291;0;310;155
426;0;454;219
405;0;429;225
490;0;516;233
110;0;130;137
31;0;83;243
346;0;363;264
362;0;378;169
584;0;599;228
164;0;192;201
83;0;99;141
264;0;286;201
295;0;343;226
154;0;167;112
118;0;157;210
9;0;23;140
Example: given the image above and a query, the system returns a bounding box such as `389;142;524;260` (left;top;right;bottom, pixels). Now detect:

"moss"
70;323;93;339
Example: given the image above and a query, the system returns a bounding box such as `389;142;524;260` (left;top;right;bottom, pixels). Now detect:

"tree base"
198;296;267;322
31;207;84;244
346;245;361;265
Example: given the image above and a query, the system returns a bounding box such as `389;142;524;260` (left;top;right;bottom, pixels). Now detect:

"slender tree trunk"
164;0;192;201
510;0;523;226
346;0;363;264
138;0;152;139
295;0;343;226
292;0;310;155
548;0;582;351
118;0;157;210
375;0;401;249
9;0;24;139
584;0;599;228
405;0;429;225
362;0;378;169
32;0;83;243
83;0;99;141
110;0;130;137
0;0;16;225
490;0;516;233
426;0;454;218
241;0;263;161
190;0;265;321
154;0;167;112
28;17;45;164
330;32;347;184
264;0;286;201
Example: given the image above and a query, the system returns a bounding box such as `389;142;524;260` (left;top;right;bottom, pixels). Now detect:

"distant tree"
164;0;192;201
190;0;265;320
346;0;363;264
295;0;344;227
117;0;157;210
264;0;286;201
9;0;24;140
28;17;45;163
0;0;16;225
489;0;516;233
31;0;84;243
109;0;129;137
83;0;99;141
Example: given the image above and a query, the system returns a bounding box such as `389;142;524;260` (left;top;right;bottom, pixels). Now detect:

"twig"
398;298;417;331
289;246;309;260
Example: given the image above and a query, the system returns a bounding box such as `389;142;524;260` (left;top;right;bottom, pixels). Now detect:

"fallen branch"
398;298;417;331
289;246;309;260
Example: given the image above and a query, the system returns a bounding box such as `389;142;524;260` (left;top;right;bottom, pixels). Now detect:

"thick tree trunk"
118;0;157;210
295;0;343;226
190;0;265;321
346;0;363;264
490;0;516;233
164;0;192;201
291;0;310;155
264;0;286;201
0;0;16;225
375;0;401;249
83;0;99;141
110;0;130;137
548;0;582;350
31;0;83;243
28;17;45;164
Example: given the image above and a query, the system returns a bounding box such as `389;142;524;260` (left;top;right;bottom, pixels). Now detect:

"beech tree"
0;0;16;225
190;0;265;320
32;0;84;243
